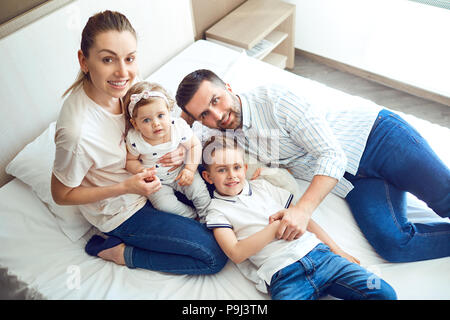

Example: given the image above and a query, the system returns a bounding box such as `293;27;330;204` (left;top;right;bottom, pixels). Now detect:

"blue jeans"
345;109;450;262
268;243;397;300
106;201;227;275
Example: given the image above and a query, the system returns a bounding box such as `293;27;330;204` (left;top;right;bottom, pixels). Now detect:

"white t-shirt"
53;87;147;232
206;179;320;285
125;118;193;184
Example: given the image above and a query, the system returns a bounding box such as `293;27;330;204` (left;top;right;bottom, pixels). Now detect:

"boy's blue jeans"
106;201;227;274
345;109;450;262
268;243;397;300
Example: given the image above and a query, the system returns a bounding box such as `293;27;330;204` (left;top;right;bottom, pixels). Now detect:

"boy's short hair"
202;135;244;170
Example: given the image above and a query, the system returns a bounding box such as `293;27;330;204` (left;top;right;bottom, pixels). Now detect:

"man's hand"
158;144;186;172
269;207;311;241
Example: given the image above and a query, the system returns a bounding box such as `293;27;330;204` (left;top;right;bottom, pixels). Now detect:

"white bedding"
0;40;449;300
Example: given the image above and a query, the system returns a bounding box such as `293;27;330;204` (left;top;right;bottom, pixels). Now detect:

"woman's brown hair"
62;10;137;98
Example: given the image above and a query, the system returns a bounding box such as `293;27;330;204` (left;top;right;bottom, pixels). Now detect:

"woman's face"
79;30;138;105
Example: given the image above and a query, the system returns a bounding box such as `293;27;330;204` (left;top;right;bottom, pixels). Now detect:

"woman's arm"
51;169;160;206
213;221;281;264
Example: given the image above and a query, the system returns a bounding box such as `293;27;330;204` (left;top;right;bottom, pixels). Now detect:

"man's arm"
270;175;338;240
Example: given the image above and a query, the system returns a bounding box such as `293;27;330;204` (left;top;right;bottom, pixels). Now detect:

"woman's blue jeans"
344;109;450;262
268;243;397;300
106;201;227;275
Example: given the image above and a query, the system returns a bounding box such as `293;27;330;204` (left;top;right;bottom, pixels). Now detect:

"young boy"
201;136;397;300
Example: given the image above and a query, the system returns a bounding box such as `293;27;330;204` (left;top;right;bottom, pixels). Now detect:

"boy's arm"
306;219;340;252
213;221;281;264
307;219;360;264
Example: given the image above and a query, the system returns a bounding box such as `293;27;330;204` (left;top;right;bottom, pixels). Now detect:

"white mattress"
0;40;449;299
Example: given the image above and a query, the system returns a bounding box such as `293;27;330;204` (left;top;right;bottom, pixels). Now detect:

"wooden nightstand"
205;0;295;69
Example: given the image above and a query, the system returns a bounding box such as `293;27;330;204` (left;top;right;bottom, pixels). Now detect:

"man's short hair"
176;69;226;116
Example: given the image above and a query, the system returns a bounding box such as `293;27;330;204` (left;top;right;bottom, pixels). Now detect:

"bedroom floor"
290;53;450;129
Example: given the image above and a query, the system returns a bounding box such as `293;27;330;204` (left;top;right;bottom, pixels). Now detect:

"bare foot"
98;243;126;265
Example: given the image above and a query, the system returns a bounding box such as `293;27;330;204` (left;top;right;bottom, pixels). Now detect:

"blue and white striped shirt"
235;85;381;197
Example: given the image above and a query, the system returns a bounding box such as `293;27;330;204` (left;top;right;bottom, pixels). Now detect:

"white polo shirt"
206;179;320;285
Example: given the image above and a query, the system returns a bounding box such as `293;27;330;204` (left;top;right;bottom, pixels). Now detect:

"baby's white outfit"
126;118;210;221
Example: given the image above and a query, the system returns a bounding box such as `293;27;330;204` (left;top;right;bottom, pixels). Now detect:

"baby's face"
132;100;171;144
202;148;247;196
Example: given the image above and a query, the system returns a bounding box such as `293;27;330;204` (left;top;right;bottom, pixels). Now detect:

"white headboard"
0;0;195;186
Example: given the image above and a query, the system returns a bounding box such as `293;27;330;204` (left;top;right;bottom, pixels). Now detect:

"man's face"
184;80;242;130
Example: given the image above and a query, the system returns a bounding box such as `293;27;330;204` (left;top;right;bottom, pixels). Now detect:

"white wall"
284;0;450;98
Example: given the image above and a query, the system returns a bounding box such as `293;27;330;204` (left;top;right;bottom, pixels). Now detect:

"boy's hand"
333;248;360;265
176;168;194;186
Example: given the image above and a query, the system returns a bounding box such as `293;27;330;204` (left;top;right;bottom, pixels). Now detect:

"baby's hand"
176;168;194;186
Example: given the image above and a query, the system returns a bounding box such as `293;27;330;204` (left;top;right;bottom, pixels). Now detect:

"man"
175;69;450;263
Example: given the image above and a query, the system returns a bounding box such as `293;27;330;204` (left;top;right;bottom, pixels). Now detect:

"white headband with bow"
128;90;169;116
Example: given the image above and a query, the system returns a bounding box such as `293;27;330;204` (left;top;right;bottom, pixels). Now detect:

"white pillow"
5;122;91;242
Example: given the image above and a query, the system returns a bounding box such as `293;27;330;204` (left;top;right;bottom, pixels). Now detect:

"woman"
51;11;227;274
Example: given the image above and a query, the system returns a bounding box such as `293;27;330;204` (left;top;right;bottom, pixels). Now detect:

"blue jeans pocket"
312;243;331;253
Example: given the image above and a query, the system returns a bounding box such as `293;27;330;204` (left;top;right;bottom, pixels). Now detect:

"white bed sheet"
0;40;449;299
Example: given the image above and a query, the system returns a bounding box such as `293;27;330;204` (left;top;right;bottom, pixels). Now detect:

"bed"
1;37;449;300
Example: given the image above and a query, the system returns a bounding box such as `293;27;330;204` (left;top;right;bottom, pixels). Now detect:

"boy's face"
202;147;248;196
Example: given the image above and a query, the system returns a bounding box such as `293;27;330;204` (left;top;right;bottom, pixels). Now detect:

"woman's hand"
122;168;161;196
158;144;186;172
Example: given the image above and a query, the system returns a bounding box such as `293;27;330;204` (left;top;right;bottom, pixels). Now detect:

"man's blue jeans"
345;109;450;262
106;201;227;274
268;243;397;300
